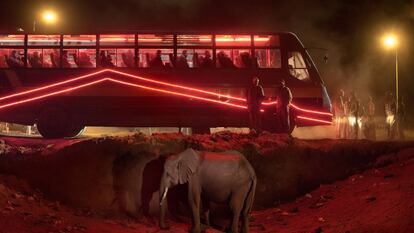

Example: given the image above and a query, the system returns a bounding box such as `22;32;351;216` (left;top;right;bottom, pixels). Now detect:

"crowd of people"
333;89;406;140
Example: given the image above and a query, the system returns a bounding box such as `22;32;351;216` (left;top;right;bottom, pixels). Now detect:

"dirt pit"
0;132;414;232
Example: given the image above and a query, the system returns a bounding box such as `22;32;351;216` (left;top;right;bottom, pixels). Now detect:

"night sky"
0;0;413;114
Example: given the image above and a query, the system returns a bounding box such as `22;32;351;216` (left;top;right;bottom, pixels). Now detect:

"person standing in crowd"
384;92;397;139
333;89;346;138
246;76;265;133
397;96;406;139
201;50;214;68
364;95;376;139
348;92;361;139
276;79;293;133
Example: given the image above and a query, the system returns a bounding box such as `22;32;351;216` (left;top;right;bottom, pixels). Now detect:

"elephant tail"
242;176;257;216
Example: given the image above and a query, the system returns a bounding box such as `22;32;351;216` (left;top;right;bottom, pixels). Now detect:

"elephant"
159;148;256;233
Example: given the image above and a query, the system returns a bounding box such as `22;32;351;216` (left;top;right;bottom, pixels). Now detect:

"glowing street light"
383;34;397;48
42;11;58;24
33;10;58;32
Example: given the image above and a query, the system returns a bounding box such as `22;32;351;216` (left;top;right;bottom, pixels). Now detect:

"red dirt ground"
1;148;413;233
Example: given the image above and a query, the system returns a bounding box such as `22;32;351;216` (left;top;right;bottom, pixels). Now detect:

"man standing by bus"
333;89;346;138
246;76;265;133
276;80;293;133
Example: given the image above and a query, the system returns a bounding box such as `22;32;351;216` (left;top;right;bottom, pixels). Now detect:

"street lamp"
382;34;399;115
33;10;58;32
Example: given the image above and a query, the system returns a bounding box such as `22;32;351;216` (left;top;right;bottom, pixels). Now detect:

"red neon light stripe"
0;79;107;110
291;103;333;116
108;69;247;102
297;116;332;124
0;69;108;101
106;78;248;109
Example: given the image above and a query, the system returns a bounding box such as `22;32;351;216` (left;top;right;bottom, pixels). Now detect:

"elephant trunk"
159;185;169;229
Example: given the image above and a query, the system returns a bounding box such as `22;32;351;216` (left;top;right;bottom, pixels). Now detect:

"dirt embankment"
0;132;413;217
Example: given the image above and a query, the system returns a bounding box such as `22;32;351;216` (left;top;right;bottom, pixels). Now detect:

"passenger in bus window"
7;50;24;68
176;50;189;68
217;51;235;68
168;53;175;68
149;50;164;68
193;52;200;68
121;50;135;68
61;50;71;68
201;50;214;68
29;51;42;68
50;50;59;68
74;51;94;68
240;52;253;68
246;76;265;133
100;51;114;67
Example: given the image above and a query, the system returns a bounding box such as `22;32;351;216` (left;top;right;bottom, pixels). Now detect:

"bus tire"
36;106;72;138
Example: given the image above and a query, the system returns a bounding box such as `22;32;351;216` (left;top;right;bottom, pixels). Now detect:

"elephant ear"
177;149;200;184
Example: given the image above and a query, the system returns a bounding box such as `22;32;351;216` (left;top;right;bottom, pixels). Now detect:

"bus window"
138;34;173;46
177;35;213;46
215;35;251;47
288;51;309;81
63;49;96;68
99;34;135;46
255;49;281;68
63;35;96;46
138;49;173;68
0;35;24;46
28;35;60;46
99;48;134;67
27;49;59;68
254;35;280;47
216;49;252;68
0;49;24;68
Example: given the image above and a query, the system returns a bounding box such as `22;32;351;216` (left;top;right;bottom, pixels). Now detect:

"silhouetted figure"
246;76;265;132
276;80;293;133
397;96;406;139
240;52;253;68
333;89;346;138
50;50;59;68
29;51;42;68
217;51;235;68
100;51;114;67
74;52;94;68
122;50;135;68
149;50;164;68
61;51;71;68
7;50;23;68
348;92;361;139
201;50;214;68
176;50;189;68
384;92;396;139
364;96;376;140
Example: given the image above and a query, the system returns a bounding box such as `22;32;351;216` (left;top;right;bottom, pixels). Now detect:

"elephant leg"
202;198;210;226
230;186;249;233
188;184;201;233
241;180;256;233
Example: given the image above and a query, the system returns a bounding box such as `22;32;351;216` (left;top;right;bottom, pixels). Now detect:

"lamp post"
33;10;58;32
382;34;399;117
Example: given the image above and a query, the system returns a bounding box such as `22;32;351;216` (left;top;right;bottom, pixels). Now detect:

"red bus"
0;32;332;138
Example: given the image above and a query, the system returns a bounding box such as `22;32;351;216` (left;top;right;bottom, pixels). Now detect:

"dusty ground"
0;133;413;233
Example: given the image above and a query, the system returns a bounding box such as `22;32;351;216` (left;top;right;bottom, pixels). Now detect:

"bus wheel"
36;107;72;139
191;127;211;135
